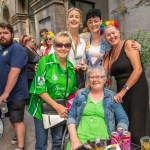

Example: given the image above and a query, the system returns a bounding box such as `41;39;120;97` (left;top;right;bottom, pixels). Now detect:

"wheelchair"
61;127;69;150
0;110;4;139
60;128;141;150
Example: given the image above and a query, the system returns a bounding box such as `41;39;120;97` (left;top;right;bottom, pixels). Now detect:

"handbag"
42;99;66;129
42;70;68;129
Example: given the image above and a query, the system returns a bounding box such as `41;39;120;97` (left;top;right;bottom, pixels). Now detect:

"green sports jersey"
28;53;77;120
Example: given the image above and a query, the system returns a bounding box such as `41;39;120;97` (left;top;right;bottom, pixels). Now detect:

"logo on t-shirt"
52;74;58;81
38;77;45;85
2;50;8;56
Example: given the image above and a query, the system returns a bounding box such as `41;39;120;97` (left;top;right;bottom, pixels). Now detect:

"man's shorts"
5;100;26;123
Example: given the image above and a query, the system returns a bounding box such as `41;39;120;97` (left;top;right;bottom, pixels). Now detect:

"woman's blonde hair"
54;31;72;44
67;7;83;19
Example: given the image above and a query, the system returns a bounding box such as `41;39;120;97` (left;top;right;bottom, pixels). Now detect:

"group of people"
0;6;149;150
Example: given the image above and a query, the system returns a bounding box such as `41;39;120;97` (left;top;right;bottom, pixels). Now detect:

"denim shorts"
6;100;26;123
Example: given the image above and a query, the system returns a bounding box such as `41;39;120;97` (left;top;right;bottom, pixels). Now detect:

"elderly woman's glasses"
55;43;71;49
89;75;106;81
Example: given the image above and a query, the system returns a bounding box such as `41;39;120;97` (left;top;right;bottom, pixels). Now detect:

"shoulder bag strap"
64;69;68;99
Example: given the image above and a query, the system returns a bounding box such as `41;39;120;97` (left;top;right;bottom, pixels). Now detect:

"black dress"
25;48;40;88
110;41;149;145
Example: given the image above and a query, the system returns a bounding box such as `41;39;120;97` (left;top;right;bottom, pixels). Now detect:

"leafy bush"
128;30;150;68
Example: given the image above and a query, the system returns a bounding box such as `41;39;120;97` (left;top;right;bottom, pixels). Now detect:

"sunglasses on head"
55;43;71;49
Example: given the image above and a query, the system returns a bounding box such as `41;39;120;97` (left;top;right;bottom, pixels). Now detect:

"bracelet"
123;84;129;91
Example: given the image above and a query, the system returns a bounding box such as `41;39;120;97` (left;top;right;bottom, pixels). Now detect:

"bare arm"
125;40;142;88
39;92;68;118
114;40;143;103
67;124;82;150
0;68;21;104
103;54;110;74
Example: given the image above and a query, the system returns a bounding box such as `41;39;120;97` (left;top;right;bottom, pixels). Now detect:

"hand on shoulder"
125;40;141;51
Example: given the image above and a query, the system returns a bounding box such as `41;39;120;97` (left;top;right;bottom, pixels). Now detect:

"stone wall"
108;0;150;38
30;0;66;42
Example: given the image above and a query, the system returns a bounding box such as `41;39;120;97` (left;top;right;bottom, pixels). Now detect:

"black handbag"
42;98;65;114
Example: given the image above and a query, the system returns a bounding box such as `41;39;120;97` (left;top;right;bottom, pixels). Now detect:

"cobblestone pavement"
0;107;51;150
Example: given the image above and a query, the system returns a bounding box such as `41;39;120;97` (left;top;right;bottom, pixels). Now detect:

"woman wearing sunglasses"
42;31;55;56
67;7;87;89
28;31;77;150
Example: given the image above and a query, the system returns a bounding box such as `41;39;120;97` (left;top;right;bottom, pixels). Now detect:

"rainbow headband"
100;20;120;35
42;31;55;46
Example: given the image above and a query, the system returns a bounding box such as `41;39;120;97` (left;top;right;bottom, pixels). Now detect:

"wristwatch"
123;84;129;91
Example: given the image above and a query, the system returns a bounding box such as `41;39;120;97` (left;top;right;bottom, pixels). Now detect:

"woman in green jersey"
28;31;77;150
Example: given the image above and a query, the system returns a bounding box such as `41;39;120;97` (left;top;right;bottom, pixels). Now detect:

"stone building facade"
0;0;108;41
108;0;150;38
0;0;68;42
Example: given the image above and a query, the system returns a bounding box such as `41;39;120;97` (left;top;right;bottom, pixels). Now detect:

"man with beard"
0;22;28;150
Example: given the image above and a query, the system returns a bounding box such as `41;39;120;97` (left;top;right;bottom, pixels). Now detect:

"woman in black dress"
20;35;40;88
103;21;150;145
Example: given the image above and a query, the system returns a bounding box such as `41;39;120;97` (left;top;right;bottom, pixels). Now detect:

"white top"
37;45;46;56
68;37;86;67
88;45;101;64
48;45;55;54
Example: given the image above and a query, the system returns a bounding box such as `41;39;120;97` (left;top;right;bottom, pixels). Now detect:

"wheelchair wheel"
0;118;4;139
61;127;69;150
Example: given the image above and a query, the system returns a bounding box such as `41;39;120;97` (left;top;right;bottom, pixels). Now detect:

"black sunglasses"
46;38;52;41
55;43;71;49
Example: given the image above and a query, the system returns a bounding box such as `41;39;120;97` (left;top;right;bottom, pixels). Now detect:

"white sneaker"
11;136;17;145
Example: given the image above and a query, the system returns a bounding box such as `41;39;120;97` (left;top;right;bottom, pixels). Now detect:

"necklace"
71;35;79;55
109;40;121;68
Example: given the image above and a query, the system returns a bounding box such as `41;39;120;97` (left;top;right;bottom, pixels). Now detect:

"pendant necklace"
109;40;121;69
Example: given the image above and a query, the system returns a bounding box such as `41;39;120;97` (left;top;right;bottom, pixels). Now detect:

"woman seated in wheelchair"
66;66;129;150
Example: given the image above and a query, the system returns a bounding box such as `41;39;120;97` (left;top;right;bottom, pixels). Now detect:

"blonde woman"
28;31;77;150
67;7;87;89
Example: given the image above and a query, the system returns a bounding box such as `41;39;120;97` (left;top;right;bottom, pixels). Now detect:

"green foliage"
128;30;150;68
